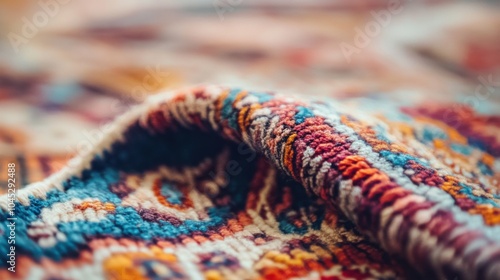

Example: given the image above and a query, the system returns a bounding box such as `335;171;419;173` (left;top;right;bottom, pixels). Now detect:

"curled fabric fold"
1;85;499;280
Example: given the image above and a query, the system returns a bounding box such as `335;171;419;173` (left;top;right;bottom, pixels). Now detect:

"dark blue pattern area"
0;122;245;265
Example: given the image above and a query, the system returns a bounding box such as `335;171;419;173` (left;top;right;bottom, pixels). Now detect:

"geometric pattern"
1;85;499;279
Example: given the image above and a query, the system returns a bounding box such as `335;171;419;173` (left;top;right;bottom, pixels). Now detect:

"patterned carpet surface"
1;2;500;280
1;85;499;279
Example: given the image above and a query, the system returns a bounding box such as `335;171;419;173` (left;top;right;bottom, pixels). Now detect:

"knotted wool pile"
1;85;499;280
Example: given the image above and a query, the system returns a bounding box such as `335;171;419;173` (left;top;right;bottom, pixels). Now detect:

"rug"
1;2;499;190
1;85;499;280
1;2;500;280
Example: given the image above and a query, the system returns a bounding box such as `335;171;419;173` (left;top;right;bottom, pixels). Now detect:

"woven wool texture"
1;85;499;280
